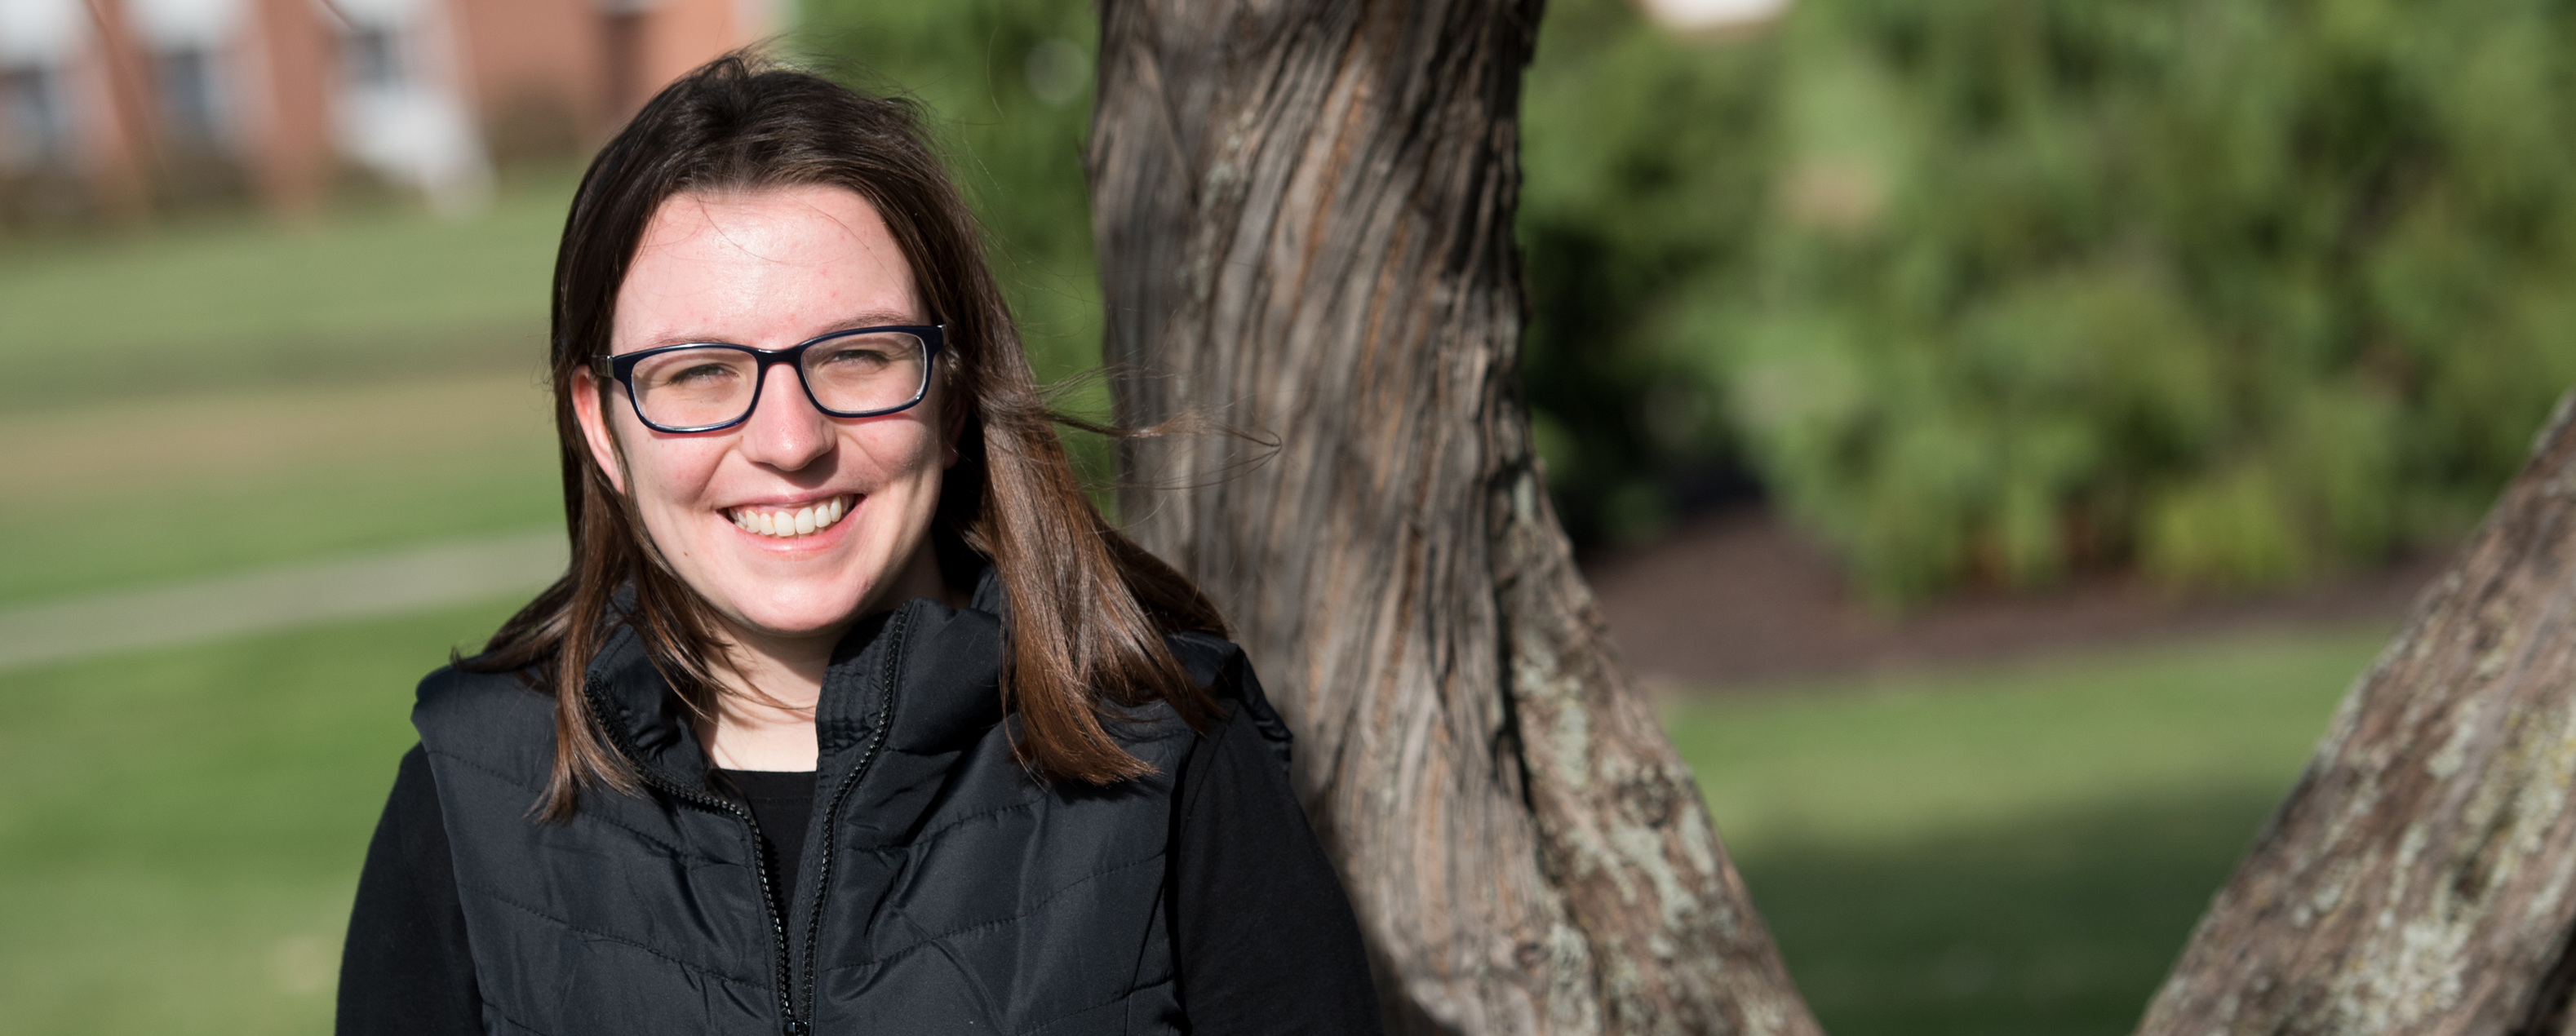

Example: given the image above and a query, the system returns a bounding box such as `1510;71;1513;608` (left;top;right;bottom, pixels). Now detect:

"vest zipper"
582;677;800;1033
791;605;909;1029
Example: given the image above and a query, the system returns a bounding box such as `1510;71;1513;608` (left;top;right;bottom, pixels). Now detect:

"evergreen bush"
1528;0;2576;603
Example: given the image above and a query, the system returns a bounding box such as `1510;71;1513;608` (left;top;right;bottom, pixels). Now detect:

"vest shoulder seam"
415;662;545;711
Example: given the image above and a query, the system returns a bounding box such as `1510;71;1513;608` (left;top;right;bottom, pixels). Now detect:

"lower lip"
727;498;858;549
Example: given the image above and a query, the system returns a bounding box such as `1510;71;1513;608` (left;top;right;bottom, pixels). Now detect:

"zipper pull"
784;1021;811;1035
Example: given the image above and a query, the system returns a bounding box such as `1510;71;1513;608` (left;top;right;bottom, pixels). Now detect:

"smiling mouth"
725;495;853;538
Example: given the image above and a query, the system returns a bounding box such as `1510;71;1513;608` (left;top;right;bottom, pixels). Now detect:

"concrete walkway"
0;530;566;673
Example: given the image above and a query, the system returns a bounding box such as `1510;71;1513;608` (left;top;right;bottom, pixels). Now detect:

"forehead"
613;184;922;351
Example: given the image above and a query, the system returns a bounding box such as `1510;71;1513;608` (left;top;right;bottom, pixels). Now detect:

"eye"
812;344;893;370
660;361;742;387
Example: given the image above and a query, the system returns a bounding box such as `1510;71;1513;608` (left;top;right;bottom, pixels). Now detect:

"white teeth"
732;497;850;538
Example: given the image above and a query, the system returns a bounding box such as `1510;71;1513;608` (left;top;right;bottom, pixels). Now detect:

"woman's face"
573;184;955;644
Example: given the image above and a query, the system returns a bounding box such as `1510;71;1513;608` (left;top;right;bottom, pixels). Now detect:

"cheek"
846;418;948;485
616;422;727;512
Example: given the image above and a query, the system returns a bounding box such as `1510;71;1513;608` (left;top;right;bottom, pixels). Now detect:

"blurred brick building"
0;0;774;221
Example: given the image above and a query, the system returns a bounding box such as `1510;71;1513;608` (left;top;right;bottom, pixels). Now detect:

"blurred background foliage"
795;0;1102;383
796;0;2576;606
793;0;1120;489
1527;0;2576;604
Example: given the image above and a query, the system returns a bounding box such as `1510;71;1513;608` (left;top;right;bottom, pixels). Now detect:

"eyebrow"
627;310;927;351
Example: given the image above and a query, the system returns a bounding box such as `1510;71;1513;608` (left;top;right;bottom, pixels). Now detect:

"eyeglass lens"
628;331;928;429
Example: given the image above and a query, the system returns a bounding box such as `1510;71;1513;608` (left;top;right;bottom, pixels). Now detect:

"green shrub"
1520;1;1780;546
1529;0;2576;602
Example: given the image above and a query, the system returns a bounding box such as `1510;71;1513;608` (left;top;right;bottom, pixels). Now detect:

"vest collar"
583;566;1009;791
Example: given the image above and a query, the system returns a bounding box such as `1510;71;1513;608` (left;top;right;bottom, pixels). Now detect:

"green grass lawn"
0;374;562;605
0;598;519;1036
0;179;579;604
0;177;572;413
1664;626;2392;1036
0;605;2383;1034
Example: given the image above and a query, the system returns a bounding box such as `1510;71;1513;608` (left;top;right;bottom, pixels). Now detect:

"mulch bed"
1579;507;2450;693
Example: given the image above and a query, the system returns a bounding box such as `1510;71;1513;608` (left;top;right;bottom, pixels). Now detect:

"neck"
698;623;832;772
698;546;963;772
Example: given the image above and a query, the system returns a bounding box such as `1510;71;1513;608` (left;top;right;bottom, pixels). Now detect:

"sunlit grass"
0;374;561;605
0;174;574;412
0;175;576;604
1665;626;2388;1036
0;598;520;1036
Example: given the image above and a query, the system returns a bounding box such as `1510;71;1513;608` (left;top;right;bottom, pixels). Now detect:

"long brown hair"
466;54;1224;819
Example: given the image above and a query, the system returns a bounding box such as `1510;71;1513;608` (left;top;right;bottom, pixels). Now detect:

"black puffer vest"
412;577;1276;1035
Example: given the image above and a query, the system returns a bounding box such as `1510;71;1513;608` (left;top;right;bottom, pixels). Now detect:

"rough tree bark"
2135;392;2576;1036
1084;2;1820;1034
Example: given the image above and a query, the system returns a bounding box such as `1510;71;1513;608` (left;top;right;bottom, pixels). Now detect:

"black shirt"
712;768;816;897
338;702;1381;1034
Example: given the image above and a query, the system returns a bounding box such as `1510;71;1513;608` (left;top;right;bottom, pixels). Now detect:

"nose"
735;361;834;472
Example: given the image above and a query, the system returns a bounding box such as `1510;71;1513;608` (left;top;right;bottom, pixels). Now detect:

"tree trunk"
2136;392;2576;1036
1085;2;1820;1034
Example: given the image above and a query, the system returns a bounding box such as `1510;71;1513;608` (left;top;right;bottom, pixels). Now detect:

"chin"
720;580;876;639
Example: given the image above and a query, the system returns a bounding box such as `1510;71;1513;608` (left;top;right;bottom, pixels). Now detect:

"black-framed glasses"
598;325;944;434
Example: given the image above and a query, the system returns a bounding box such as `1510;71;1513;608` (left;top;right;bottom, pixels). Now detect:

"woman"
337;55;1379;1034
